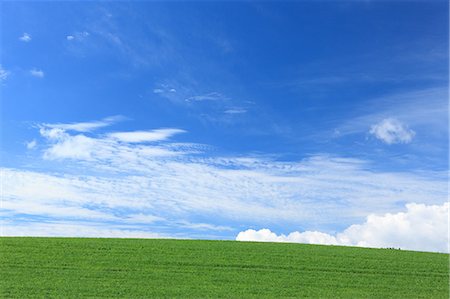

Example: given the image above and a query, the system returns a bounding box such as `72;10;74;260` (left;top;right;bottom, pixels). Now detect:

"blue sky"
1;1;448;252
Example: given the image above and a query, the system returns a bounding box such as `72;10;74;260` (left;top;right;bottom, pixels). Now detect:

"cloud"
66;31;89;41
1;220;166;239
29;124;450;221
42;115;123;133
29;69;44;78
224;108;247;114
179;221;233;232
125;214;165;224
39;123;188;161
107;129;185;143
335;87;445;140
43;134;97;160
370;118;415;144
0;65;10;81
151;83;238;118
19;33;31;42
237;229;338;245
236;202;449;253
2;118;447;242
185;92;227;102
26;140;37;150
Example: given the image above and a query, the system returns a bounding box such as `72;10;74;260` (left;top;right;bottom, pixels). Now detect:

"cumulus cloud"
43;134;97;160
108;128;185;143
237;229;338;245
30;69;44;78
370;118;415;144
236;202;449;253
19;33;31;42
0;65;10;81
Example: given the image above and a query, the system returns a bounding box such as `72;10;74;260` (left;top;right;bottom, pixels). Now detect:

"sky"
1;1;448;253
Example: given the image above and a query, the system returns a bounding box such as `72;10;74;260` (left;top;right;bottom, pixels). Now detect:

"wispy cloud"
151;83;189;103
77;8;180;68
179;221;233;232
42;115;124;133
236;202;449;253
19;33;31;42
1;220;167;239
153;86;176;94
29;69;44;78
224;108;247;114
108;129;185;143
333;87;447;140
370;118;415;144
66;31;89;41
185;92;228;102
152;83;249;120
2;118;446;241
0;65;10;81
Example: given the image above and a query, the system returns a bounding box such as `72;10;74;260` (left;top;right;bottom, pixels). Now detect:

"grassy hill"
1;237;448;298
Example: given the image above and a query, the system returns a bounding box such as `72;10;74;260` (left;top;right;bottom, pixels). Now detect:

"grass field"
1;237;448;298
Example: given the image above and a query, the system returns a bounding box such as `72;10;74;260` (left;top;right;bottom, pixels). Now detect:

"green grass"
1;237;448;298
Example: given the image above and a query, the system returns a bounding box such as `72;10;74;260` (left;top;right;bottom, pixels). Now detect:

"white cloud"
43;115;123;133
237;229;338;245
39;127;187;161
39;127;66;140
0;65;10;81
224;108;247;114
66;31;89;41
236;202;449;253
30;69;44;78
1;221;165;239
107;129;185;143
335;88;446;141
185;92;227;102
370;118;415;144
151;85;183;102
31;123;449;224
179;221;233;232
43;134;97;160
26;140;37;150
19;33;31;42
2;118;447;242
125;214;165;224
